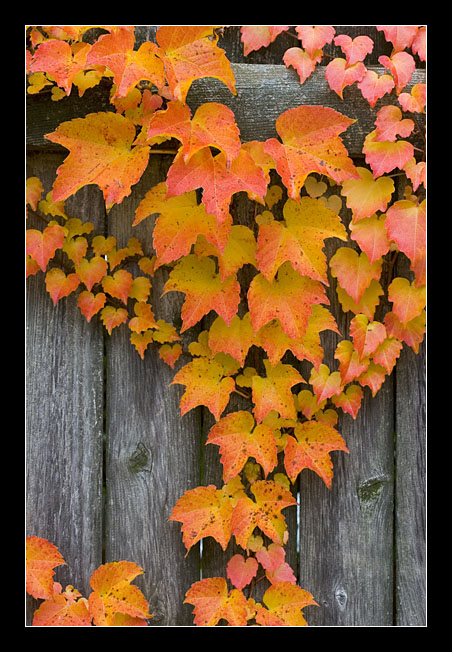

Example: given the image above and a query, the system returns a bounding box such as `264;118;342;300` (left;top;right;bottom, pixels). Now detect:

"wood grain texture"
26;153;105;621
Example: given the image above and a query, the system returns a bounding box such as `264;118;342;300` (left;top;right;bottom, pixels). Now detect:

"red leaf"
26;224;65;272
226;554;258;590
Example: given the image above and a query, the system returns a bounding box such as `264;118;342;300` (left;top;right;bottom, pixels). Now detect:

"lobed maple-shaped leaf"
385;199;426;285
171;356;235;421
86;26;165;99
32;585;92;626
207;410;278;481
231;480;297;548
184;577;248;626
363;130;414;178
165;147;267;226
208;313;256;367
284;420;348;487
26;224;66;272
349;213;391;263
45;112;150;210
330;247;383;305
29;38;91;95
248;262;329;341
256;196;347;284
163;255;240;332
255;543;296;585
26;536;67;600
169;484;234;552
255;581;318;626
155;26;236;103
252;360;302;424
88;561;151;626
350;314;387;360
340;167;395;222
388;277;426;326
195;224;258;281
264;105;359;200
240;26;290;55
226;554;258;590
145;100;241;165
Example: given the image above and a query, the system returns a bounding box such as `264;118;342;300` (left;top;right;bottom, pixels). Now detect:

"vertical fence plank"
26;153;105;622
103;160;202;625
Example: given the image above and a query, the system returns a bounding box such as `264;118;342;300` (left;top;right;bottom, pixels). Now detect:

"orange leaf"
231;480;297;548
378;51;415;94
75;256;108;291
252;360;302;424
86;26;165;98
248;262;329;341
130;330;154;359
384;310;425;354
207;410;278;481
350;314;387;360
32;586;91;626
372;337;403;374
45;112;150;210
155;26;236;103
88;561;151;626
100;305;128;334
264;105;359;200
226;554;258;590
256;197;347;283
101;269;134;304
374;105;414;142
208;313;256;367
158;342;183;369
325;58;366;98
255;543;296;585
334;34;374;66
77;291;106;322
171;356;235;421
295;26;336;57
385;199;426;285
128;301;158;332
184;577;248;626
255;582;318;626
309;363;343;402
363;129;414;178
26;536;66;600
165;147;267;226
45;268;80;305
388;277;426;326
169;484;234;552
145;100;241;165
26;224;65;271
340;167;395;222
30;39;91;94
283;47;318;84
331;384;364;419
330;247;383;304
349;213;390;263
357;362;387;397
284;420;348;487
163;255;240;332
334;340;370;385
357;69;395;107
240;26;290;56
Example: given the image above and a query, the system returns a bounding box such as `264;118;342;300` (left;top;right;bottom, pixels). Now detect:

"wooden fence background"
26;26;426;626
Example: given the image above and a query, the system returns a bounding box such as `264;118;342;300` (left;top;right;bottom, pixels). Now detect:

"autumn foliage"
26;25;426;626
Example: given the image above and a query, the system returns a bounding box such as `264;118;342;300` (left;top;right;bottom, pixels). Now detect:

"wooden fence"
26;26;426;626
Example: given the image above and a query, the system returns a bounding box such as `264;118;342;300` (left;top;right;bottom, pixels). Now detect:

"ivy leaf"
295;26;336;57
226;554;258;590
195;224;258;281
264;105;359;200
145;100;241;165
325;58;366;99
26;536;66;600
363;129;414;178
385;199;426;285
45;268;80;305
208;313;256;367
207;410;278;481
334;34;374;66
29;39;91;95
374;105;414;142
165;147;267;226
32;586;92;626
388;277;426;326
77;291;106;322
26;224;66;272
372;337;403;374
45;112;150;210
255;543;296;585
163;255;240;332
248;262;329;341
171;356;235;421
340;167;395;222
357;69;395;107
378;51;415;94
334;339;370;385
88;561;151;626
169;484;234;552
309;363;343;402
331;384;364;419
255;582;318;626
349;213;391;263
284;420;348;487
231;480;297;548
240;26;290;56
252;360;302;423
155;26;236;103
86;26;165;99
350;314;387;360
330;247;383;305
184;577;248;626
256;197;347;283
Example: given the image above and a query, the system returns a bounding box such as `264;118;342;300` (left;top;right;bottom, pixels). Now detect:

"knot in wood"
128;441;153;474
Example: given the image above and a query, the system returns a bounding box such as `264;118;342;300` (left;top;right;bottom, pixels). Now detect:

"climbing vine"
26;25;426;626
